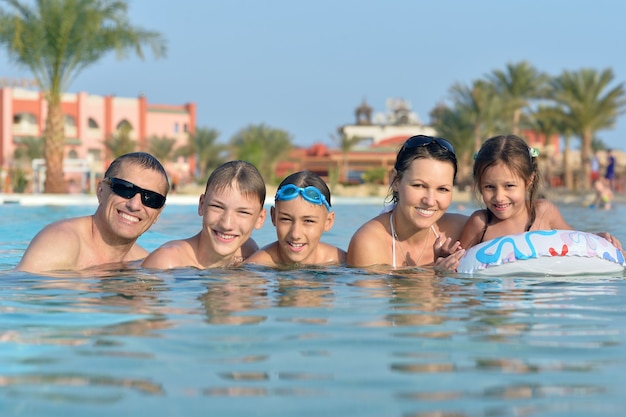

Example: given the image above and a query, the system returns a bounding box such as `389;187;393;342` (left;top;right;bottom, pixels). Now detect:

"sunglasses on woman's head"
275;184;331;211
402;135;455;154
103;177;166;209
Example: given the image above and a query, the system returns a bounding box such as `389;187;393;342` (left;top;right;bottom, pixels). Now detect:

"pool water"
1;199;626;416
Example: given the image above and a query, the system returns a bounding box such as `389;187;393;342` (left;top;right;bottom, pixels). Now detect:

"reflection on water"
2;267;626;416
1;203;626;416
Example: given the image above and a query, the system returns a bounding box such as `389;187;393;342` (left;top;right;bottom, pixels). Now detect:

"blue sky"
1;0;626;150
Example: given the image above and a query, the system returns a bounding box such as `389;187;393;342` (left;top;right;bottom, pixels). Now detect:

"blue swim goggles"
275;184;331;211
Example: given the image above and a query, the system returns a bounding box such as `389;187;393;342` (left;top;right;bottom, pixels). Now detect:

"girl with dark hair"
459;135;621;250
246;171;346;267
347;135;467;270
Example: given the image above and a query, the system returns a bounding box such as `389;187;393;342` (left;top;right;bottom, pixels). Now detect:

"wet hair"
388;135;458;205
277;170;332;207
104;152;170;194
473;134;540;224
205;160;266;206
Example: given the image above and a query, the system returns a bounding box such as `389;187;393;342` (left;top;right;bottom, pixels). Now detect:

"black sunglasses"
103;177;166;209
402;135;455;154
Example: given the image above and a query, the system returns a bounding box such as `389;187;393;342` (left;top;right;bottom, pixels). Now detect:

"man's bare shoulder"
38;216;90;238
16;216;91;272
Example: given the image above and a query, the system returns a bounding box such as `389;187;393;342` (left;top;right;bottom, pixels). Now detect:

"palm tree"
450;79;504;152
0;0;166;193
103;123;136;158
550;68;626;190
529;105;565;189
230;124;293;184
488;61;549;135
591;137;608;152
13;136;44;166
561;134;575;190
148;135;176;163
176;127;227;183
428;103;474;184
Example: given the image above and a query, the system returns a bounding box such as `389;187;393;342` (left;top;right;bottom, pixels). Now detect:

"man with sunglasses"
16;152;169;273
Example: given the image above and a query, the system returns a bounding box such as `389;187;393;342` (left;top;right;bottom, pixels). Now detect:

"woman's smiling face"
393;157;455;230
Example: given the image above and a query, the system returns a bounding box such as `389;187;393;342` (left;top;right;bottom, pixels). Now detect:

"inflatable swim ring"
457;230;625;276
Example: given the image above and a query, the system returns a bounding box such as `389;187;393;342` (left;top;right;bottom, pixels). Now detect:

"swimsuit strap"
389;212;396;269
479;210;492;244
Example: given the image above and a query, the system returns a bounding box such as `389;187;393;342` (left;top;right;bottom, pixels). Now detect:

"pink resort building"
0;84;196;193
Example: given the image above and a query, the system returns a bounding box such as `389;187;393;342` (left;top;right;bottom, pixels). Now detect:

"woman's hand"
433;235;465;273
433;249;465;273
434;235;462;259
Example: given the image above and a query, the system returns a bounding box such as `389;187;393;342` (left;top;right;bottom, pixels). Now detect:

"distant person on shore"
459;135;622;250
590;150;600;182
142;160;267;269
245;170;346;267
16;152;169;273
590;177;613;210
347;135;467;271
605;149;616;191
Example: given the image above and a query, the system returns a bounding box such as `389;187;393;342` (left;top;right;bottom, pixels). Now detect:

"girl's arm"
595;232;623;251
540;200;572;230
539;200;622;251
458;211;488;249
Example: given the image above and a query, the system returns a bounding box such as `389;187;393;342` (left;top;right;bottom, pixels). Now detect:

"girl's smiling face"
479;162;529;221
271;196;334;265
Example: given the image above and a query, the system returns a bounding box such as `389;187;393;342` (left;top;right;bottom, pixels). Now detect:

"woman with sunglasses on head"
245;171;346;267
347;135;467;271
16;152;170;273
142;160;267;269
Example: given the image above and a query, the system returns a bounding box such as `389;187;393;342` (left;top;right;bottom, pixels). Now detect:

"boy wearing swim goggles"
143;161;267;269
16;152;169;273
246;171;346;267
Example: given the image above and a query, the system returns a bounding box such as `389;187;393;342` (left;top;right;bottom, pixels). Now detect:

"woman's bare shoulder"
350;214;387;239
347;215;390;267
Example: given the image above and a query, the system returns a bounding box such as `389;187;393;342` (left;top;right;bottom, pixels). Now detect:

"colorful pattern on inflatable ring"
457;230;626;276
